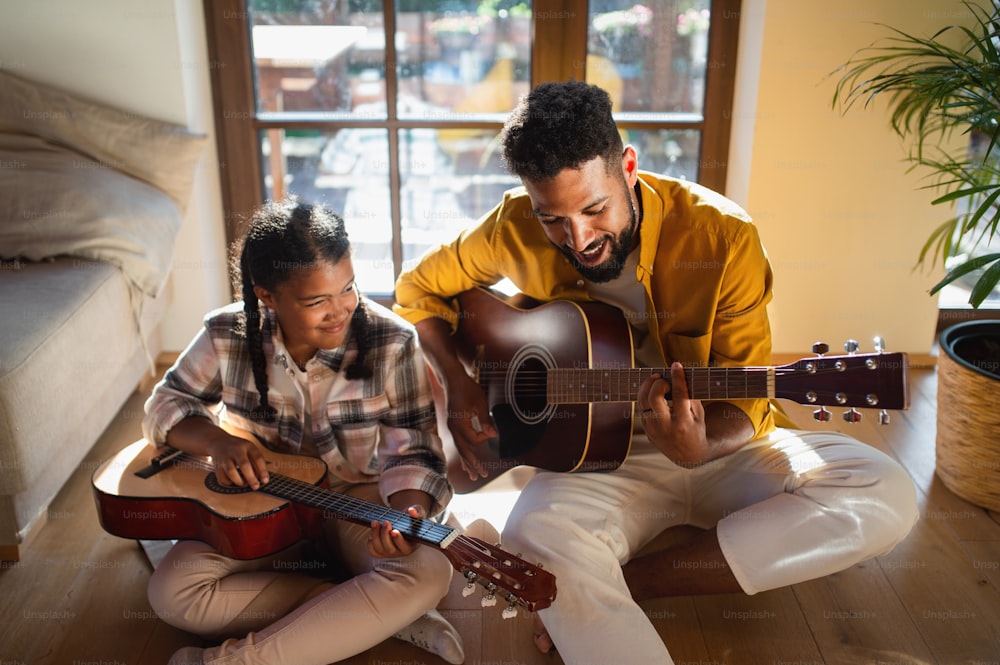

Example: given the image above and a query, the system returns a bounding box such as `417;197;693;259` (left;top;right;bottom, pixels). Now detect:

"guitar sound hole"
493;356;551;459
205;474;254;495
512;357;549;423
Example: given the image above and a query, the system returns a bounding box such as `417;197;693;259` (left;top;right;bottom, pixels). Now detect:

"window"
205;0;740;295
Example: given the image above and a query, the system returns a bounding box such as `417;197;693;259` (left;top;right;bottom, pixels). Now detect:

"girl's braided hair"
230;198;373;422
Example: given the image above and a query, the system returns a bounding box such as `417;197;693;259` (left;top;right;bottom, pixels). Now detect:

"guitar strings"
472;367;774;400
471;365;872;402
168;451;457;546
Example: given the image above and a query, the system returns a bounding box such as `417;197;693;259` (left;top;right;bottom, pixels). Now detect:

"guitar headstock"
441;535;557;617
775;338;909;424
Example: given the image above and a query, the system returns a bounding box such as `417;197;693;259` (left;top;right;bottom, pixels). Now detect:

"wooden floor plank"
792;563;936;664
877;497;1000;664
694;588;825;665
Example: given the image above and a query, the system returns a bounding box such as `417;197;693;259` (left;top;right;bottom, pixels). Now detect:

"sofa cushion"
0;69;205;211
0;258;166;495
0;133;180;296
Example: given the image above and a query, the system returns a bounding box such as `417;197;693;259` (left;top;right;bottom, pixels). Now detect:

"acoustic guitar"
92;439;556;615
446;287;910;490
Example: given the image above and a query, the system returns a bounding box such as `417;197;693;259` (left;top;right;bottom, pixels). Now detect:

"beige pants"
147;482;453;665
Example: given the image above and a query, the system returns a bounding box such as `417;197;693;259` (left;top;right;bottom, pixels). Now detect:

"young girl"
143;199;463;665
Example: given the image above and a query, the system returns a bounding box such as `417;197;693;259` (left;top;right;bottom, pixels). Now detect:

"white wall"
0;0;230;352
731;0;977;355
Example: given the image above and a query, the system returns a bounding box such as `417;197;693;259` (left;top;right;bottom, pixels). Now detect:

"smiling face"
524;147;641;283
253;255;359;368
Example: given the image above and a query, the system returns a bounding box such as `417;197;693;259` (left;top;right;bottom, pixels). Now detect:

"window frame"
204;0;742;273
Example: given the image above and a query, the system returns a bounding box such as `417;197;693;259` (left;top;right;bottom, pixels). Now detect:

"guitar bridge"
134;447;184;479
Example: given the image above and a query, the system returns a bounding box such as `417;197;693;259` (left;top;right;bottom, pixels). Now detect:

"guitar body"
93;439;328;560
454;288;636;479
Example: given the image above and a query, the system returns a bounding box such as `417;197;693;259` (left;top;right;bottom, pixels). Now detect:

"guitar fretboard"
546;367;776;403
263;473;458;548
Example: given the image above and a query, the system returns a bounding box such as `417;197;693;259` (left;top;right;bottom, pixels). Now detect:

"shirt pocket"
324;393;392;451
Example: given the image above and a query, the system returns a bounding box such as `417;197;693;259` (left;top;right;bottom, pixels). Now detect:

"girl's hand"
367;505;426;558
207;435;270;490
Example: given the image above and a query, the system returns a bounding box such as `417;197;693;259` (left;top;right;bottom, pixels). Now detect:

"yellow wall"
735;0;982;355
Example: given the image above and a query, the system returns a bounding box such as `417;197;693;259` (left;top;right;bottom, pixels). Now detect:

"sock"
393;608;465;664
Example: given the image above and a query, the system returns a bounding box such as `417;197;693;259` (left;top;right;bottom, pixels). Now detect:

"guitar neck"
262;473;459;548
548;366;773;404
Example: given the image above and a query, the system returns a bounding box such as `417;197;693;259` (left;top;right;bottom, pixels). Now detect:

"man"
394;81;918;664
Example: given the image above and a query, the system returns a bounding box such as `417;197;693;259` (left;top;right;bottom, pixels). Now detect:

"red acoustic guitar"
92;439;556;615
447;287;910;490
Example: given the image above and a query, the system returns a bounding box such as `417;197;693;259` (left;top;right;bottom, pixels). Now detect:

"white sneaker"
167;646;205;665
393;608;465;664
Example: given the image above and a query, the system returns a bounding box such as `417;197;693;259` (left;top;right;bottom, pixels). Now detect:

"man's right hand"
415;315;500;481
444;372;498;481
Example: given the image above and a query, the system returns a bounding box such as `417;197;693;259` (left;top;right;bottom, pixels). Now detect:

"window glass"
395;2;531;120
587;1;711;116
261;128;396;293
626;128;702;181
250;0;387;117
399;128;518;272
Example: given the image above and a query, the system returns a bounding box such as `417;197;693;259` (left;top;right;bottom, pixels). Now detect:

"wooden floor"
2;366;999;665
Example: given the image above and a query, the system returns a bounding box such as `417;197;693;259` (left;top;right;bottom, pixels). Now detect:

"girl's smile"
254;255;359;368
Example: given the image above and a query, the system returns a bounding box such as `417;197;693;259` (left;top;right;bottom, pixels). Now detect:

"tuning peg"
843;408;862;423
873;336;886;353
813;406;832;422
812;342;829;356
502;601;518;619
879;409;891;425
481;582;498;607
844;339;859;355
462;570;478;597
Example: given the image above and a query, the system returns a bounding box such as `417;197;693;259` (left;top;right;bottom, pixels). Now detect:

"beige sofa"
0;70;205;559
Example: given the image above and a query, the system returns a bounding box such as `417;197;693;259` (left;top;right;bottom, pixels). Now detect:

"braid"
345;298;373;380
239;242;278;422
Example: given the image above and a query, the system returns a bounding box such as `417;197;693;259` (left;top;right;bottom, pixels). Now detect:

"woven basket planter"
935;321;1000;511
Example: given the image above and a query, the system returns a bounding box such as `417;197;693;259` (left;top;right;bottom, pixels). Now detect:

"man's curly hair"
500;81;623;182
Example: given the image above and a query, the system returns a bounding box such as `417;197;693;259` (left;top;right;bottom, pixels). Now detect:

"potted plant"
832;0;1000;510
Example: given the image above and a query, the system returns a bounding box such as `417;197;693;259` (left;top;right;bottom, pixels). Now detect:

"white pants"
501;429;919;665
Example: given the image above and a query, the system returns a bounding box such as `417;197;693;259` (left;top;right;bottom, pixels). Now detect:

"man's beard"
560;184;638;284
